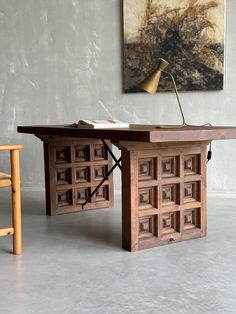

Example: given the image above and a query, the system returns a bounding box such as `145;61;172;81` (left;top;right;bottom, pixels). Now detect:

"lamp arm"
163;70;186;126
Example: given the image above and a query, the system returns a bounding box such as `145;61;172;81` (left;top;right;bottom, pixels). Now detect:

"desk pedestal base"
43;138;114;216
120;141;208;251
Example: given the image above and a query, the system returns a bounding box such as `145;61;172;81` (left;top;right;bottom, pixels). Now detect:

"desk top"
17;124;236;143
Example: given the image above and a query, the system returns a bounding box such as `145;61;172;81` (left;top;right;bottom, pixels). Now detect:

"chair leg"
10;149;22;255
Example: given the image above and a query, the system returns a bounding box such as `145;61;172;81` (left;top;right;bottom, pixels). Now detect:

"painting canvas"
123;0;225;92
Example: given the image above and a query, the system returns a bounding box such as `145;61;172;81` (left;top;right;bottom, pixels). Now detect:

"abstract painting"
123;0;225;92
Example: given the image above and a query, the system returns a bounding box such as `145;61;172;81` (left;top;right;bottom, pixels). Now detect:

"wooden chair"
0;145;23;254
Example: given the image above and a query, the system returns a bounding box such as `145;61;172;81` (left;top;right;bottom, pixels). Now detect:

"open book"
78;119;130;129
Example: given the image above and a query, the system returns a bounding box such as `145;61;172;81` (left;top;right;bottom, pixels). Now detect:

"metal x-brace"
82;139;121;208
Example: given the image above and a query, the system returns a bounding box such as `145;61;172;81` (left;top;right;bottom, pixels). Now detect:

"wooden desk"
18;125;236;251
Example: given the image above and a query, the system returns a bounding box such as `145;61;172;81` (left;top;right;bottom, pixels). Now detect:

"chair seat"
0;172;11;187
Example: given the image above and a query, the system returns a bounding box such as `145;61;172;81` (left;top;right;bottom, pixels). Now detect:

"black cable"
207;142;212;163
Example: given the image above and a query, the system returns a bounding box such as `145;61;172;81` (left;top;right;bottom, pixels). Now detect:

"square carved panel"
161;156;178;178
56;169;71;185
162;184;179;206
184;182;200;203
74;145;89;162
139;216;156;240
138;187;157;210
94;165;107;181
138;158;156;181
161;212;179;235
93;144;106;160
55;147;71;163
95;185;108;202
75;167;90;183
76;187;91;205
57;190;72;207
183;208;200;231
184;155;200;176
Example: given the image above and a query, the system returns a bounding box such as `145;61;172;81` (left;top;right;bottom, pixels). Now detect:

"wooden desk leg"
121;150;139;251
121;142;208;251
11;149;22;255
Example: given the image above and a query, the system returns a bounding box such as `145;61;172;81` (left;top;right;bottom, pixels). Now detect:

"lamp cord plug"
207;143;212;163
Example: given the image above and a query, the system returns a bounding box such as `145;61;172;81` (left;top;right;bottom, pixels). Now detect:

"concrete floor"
0;190;236;314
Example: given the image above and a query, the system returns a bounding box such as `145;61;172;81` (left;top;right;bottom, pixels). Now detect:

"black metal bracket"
101;139;122;171
82;140;121;209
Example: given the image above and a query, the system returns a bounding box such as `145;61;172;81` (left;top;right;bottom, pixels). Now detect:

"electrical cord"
207;142;212;163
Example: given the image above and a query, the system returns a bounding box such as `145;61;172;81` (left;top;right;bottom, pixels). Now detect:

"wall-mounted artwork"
123;0;225;92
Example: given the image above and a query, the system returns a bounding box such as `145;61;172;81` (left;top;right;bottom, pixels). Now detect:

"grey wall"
0;0;235;195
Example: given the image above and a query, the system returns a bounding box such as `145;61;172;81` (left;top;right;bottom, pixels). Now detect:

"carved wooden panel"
138;158;156;181
184;181;200;203
74;145;89;162
161;156;178;178
139;216;156;240
160;212;179;235
76;187;91;205
184;154;200;176
162;184;179;206
55;146;71;164
94;165;107;181
121;142;207;251
56;169;71;185
57;190;72;207
93;144;106;160
75;167;90;183
183;208;200;231
138;187;157;210
44;139;114;215
95;185;108;202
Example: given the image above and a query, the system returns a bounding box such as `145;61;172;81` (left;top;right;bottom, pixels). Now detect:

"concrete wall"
0;0;235;195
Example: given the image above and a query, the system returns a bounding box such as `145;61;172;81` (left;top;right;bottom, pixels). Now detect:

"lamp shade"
139;58;169;94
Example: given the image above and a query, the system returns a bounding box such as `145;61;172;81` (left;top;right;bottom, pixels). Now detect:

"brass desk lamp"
139;58;187;128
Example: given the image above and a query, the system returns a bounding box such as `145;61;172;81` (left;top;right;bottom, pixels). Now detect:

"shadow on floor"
43;209;122;250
